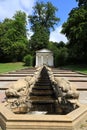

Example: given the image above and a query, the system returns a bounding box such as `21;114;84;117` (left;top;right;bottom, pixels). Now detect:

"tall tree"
28;1;59;53
12;11;27;42
11;11;28;61
0;11;28;62
29;25;49;53
76;0;87;7
61;1;87;63
0;19;13;61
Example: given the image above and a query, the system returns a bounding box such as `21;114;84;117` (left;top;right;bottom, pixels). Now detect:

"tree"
57;41;66;48
0;11;28;62
10;41;27;61
12;11;27;42
76;0;87;7
29;25;49;53
0;19;13;61
28;1;59;52
55;47;68;66
61;1;87;63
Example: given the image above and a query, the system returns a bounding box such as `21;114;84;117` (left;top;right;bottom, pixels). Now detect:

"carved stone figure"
5;65;79;114
54;77;79;99
5;78;29;97
45;65;79;114
5;66;42;114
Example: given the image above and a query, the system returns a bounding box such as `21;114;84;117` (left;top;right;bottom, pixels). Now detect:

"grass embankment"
0;63;87;75
62;64;87;74
0;62;25;74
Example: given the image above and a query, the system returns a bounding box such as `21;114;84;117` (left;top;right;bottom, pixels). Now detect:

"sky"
0;0;78;43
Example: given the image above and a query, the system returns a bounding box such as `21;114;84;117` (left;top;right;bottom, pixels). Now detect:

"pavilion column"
36;55;38;67
41;55;43;66
51;54;54;66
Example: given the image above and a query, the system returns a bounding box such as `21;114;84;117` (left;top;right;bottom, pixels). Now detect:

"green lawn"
62;64;87;74
0;62;26;74
0;63;87;75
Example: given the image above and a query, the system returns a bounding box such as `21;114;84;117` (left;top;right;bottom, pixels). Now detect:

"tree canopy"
61;0;87;63
76;0;87;7
0;1;68;67
0;11;28;62
28;1;60;53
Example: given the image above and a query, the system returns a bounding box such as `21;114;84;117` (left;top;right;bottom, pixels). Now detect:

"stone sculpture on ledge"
5;65;79;114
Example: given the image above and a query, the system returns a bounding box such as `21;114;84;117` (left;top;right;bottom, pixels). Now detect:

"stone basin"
0;103;87;130
28;111;47;115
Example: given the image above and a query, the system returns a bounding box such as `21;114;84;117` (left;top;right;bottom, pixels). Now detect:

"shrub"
23;54;33;66
55;47;68;66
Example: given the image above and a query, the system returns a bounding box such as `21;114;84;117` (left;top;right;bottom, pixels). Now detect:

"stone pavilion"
35;48;54;67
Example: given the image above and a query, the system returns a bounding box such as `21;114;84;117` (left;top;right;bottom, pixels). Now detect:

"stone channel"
0;67;87;104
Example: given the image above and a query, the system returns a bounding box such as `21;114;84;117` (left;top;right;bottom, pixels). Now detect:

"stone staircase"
29;66;56;114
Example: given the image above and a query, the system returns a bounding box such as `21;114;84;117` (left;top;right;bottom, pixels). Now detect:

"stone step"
8;72;35;74
37;77;50;79
54;75;86;77
36;81;50;84
30;90;54;96
30;97;55;103
30;100;55;104
0;74;33;77
36;80;50;83
33;86;52;90
35;83;51;86
38;78;50;81
16;69;35;71
30;96;55;101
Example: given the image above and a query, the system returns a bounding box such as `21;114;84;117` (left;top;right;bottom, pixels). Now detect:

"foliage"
0;19;13;61
11;41;28;62
23;54;33;66
76;0;87;7
28;1;59;53
28;1;59;32
47;41;59;66
12;11;27;41
47;41;68;67
57;41;66;48
0;11;28;62
55;47;68;66
61;1;87;63
29;26;49;54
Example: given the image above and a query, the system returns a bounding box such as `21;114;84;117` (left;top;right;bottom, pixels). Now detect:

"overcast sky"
0;0;78;43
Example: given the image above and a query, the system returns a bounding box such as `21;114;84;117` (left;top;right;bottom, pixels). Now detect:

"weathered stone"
5;65;80;114
54;77;79;99
24;76;32;83
5;79;29;98
55;77;71;92
5;66;43;114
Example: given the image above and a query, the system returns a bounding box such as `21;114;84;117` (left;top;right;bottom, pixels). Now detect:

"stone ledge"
0;103;87;130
